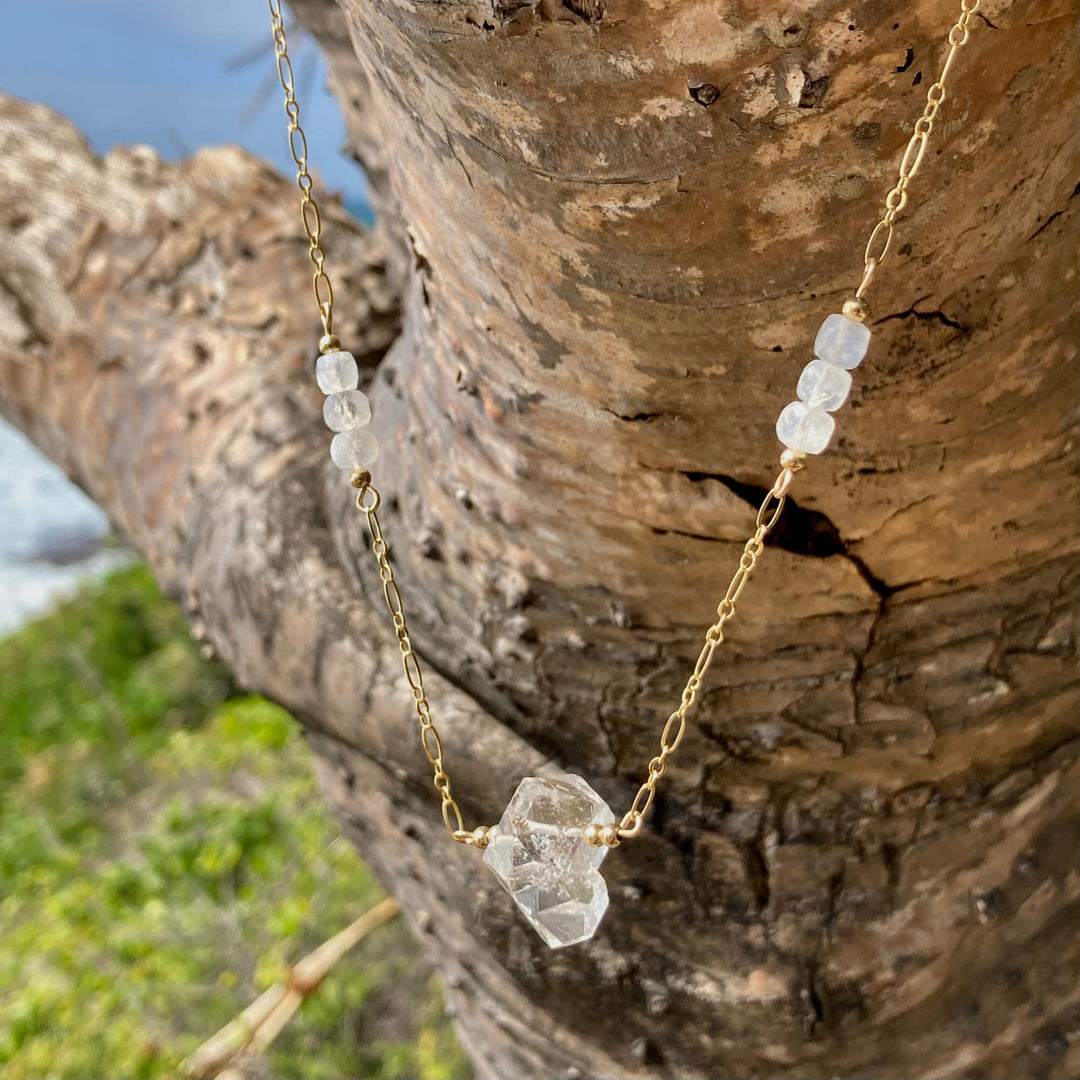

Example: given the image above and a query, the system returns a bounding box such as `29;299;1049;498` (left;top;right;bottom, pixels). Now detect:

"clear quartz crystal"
796;359;852;412
814;313;871;370
775;400;835;455
316;350;360;394
483;774;616;948
323;389;372;432
329;428;379;470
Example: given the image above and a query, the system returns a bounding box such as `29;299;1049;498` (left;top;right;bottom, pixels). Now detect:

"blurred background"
0;3;467;1077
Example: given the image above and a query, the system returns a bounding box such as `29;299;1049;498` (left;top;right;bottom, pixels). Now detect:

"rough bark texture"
1;0;1078;1075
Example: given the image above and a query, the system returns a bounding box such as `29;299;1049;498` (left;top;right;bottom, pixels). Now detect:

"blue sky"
0;0;367;207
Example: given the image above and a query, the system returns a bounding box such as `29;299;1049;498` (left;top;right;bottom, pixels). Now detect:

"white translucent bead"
483;774;615;948
323;389;372;432
796;359;852;412
315;350;359;394
329;428;379;470
776;401;835;455
814;313;871;370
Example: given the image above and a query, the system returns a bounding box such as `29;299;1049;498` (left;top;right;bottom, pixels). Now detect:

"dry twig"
182;897;400;1079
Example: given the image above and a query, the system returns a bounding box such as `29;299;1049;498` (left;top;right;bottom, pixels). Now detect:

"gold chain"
268;0;335;338
270;2;979;847
351;477;481;845
615;465;796;838
856;0;980;299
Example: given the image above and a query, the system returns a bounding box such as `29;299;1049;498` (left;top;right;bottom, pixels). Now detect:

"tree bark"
1;0;1078;1075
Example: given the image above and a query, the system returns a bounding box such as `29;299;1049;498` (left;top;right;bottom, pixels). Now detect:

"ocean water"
0;417;132;636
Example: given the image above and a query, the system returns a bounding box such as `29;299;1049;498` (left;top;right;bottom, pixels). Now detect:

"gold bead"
780;448;806;471
600;823;621;847
319;333;342;354
842;297;870;323
583;824;604;847
349;468;371;489
472;826;492;849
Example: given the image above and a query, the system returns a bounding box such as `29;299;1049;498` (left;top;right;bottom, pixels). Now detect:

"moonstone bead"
776;401;835;455
315;350;359;394
796;359;852;412
483;774;615;948
329;428;379;470
814;313;871;370
323;389;372;432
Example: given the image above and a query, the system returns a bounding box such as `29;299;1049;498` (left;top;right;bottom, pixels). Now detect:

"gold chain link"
353;478;485;847
856;0;980;298
616;466;796;838
268;0;335;337
270;2;979;846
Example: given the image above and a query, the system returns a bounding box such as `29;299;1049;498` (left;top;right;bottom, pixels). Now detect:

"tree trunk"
1;0;1078;1075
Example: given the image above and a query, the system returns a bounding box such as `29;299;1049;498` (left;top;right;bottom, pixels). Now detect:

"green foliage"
0;565;470;1080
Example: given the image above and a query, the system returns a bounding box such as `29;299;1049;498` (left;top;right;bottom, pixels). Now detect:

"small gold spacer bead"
842;297;871;323
584;823;604;847
349;468;371;489
471;826;493;850
599;823;621;847
780;448;807;471
318;333;342;354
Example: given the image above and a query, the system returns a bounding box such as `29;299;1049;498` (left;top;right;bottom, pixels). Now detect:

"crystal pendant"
483;774;615;948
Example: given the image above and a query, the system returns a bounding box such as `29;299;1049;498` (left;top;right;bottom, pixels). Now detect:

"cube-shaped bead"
329;428;379;470
796;359;852;412
814;313;871;370
316;350;360;394
776;401;835;455
323;389;372;432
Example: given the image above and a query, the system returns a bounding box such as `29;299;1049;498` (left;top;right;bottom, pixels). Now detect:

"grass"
0;563;470;1079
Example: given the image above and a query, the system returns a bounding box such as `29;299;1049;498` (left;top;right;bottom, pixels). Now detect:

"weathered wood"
1;0;1078;1074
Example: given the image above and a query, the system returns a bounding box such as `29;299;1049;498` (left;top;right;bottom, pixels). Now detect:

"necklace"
267;0;982;949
